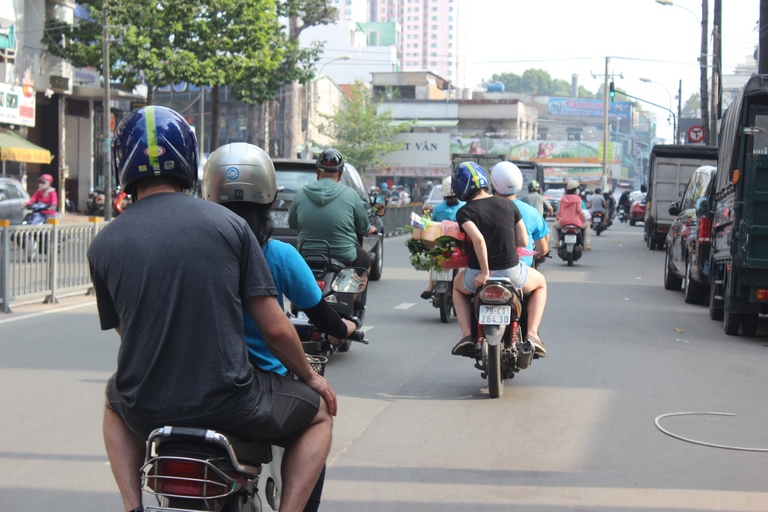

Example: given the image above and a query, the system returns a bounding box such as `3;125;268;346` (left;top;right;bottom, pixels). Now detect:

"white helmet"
441;176;455;198
490;161;523;195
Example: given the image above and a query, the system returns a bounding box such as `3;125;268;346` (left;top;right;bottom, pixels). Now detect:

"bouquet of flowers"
427;236;470;270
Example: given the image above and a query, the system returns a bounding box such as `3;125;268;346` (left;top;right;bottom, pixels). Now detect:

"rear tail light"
698;217;712;244
756;289;768;301
316;280;326;290
478;284;513;304
147;459;233;498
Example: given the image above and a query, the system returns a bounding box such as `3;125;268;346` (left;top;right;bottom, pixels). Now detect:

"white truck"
644;144;718;250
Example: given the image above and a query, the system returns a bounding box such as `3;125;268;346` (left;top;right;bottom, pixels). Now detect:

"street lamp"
305;55;352;158
639;77;677;143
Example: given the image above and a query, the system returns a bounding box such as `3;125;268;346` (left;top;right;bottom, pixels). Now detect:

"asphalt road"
1;220;767;511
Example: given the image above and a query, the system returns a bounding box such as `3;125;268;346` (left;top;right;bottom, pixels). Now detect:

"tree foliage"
682;93;701;118
317;81;413;174
483;69;597;98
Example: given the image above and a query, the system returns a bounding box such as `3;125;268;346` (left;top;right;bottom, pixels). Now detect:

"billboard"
548;98;632;120
0;82;35;127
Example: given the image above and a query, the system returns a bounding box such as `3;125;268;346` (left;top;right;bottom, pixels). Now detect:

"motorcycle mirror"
667;202;680;216
331;267;369;294
372;203;387;217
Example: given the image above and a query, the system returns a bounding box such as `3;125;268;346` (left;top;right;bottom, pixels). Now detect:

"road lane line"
394;303;415;310
0;301;95;325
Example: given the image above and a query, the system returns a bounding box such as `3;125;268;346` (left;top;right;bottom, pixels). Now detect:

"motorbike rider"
604;191;616;221
490;162;550;267
88;106;335;512
450;162;547;358
421;176;466;300
25;173;58;219
203;142;358;512
588;187;608;228
551;180;590;250
520;179;554;218
288;148;376;271
618;190;631;214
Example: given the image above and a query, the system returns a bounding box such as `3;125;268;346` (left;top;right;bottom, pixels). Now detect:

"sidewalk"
61;212;100;224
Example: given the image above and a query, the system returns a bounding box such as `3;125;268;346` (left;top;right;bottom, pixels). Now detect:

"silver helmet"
203;143;277;205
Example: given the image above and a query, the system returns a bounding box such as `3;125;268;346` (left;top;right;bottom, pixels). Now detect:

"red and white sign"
688;125;705;143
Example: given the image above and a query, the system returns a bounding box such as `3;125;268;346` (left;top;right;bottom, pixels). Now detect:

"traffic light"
609;81;615;101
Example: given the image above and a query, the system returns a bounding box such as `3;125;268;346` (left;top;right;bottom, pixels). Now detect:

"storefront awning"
390;119;459;128
0;127;53;164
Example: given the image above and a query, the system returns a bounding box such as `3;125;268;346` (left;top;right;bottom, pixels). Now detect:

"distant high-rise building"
327;0;369;22
369;0;460;85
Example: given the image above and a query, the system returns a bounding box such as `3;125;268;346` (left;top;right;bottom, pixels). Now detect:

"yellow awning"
0;128;54;164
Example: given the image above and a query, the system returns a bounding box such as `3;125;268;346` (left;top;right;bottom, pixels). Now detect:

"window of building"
431;16;437;20
431;43;436;48
432;6;438;11
431;34;437;39
431;52;437;56
430;61;437;66
431;24;437;29
567;131;582;141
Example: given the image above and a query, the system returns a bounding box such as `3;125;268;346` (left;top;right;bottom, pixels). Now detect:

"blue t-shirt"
513;198;550;267
431;200;466;222
243;239;322;375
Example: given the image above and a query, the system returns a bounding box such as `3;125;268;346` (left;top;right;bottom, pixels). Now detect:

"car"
629;193;646;226
421;184;443;215
663;165;717;304
543;187;564;215
0;177;30;225
629;190;644;204
270;159;385;281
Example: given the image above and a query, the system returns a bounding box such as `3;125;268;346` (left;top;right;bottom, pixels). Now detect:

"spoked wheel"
438;291;453;323
486;341;503;399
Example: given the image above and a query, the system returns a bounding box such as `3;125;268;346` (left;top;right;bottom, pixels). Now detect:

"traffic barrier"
0;219;102;313
380;203;424;237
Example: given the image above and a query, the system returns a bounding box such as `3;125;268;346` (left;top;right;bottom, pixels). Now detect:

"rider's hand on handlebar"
368;225;377;234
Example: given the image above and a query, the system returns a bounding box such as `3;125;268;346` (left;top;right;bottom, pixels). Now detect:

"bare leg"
279;399;333;512
522;267;547;336
453;270;473;339
103;403;144;512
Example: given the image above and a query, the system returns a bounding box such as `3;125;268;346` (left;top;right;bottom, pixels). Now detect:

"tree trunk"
210;84;220;151
699;0;709;144
247;103;258;145
147;86;154;105
269;98;279;157
257;103;266;149
281;15;301;158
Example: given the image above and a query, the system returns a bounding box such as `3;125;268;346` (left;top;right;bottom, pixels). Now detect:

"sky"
460;0;761;142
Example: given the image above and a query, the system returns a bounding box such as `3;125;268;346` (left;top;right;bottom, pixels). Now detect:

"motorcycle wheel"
369;242;383;281
567;251;574;266
438;291;452;323
487;341;503;399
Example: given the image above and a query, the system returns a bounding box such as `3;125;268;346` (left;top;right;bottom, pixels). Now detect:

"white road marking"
0;301;95;325
394;303;415;310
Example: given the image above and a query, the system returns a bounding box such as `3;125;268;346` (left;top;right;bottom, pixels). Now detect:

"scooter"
591;211;607;235
556;224;584;266
17;202;54;261
430;267;456;323
293;239;370;354
617;206;629;223
466;277;536;399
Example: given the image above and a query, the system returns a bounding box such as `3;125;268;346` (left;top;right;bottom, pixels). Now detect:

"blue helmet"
451;161;489;201
112;106;198;195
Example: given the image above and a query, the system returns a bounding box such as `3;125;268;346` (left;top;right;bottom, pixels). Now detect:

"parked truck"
644;144;718;250
707;74;768;336
450;154;544;191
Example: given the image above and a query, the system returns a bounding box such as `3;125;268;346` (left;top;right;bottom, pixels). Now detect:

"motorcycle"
16;202;55;261
86;188;105;216
556;224;584;266
591;211;607;235
293;240;370;354
617;206;629;223
430;268;456;323
468;277;535;398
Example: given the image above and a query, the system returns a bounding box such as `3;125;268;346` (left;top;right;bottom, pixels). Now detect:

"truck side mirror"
668;202;680;216
695;197;710;218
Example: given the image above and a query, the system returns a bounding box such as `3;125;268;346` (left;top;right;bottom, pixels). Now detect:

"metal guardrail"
1;219;101;313
0;204;421;313
380;203;424;237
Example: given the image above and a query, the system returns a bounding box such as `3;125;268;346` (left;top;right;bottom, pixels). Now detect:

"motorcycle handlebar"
347;329;368;344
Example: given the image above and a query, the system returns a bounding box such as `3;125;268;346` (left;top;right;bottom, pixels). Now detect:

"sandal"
420;290;434;300
526;333;546;358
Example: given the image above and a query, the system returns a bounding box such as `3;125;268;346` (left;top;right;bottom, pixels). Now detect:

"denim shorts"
463;262;528;293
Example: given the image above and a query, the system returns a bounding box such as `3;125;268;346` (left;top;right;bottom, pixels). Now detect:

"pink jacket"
556;193;584;228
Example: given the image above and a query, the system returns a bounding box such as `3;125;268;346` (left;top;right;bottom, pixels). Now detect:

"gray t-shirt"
88;192;277;422
588;193;607;213
520;193;552;217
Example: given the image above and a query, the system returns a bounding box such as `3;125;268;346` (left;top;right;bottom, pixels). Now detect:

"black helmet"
316;148;344;173
528;180;541;193
594;187;602;194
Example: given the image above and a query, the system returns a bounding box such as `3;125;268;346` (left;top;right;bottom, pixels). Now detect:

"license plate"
272;210;289;228
478;305;511;325
433;269;453;281
564;234;577;244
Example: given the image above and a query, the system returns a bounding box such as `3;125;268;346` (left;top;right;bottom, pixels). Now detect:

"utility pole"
760;0;768;74
677;80;682;144
699;0;710;146
709;0;721;145
103;0;112;221
602;57;609;192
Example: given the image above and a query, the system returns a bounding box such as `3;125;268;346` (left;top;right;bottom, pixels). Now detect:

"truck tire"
741;313;759;336
649;237;658;251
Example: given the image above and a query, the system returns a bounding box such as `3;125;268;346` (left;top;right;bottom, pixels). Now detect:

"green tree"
483;69;597;97
681;93;701;118
317;81;413;175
